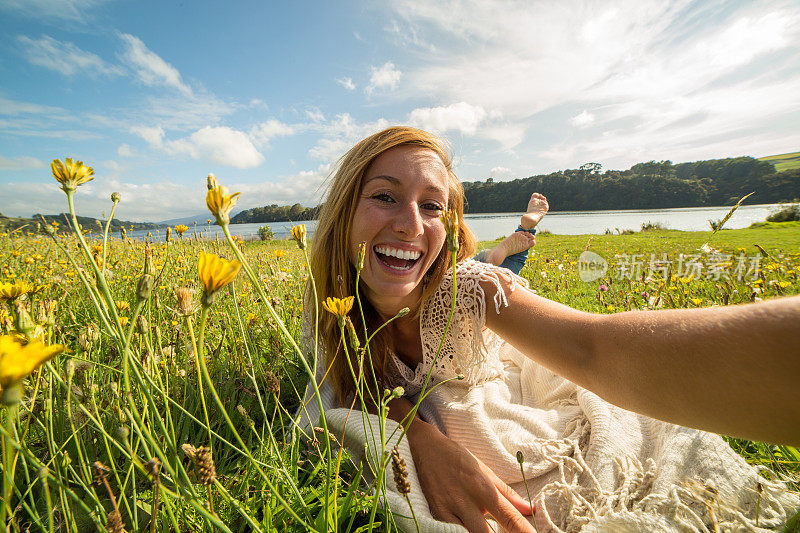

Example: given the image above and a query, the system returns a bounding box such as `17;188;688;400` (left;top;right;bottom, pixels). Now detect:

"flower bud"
111;192;121;203
207;173;217;190
136;274;154;300
357;241;366;271
176;287;195;317
12;301;35;337
396;307;410;318
345;316;360;352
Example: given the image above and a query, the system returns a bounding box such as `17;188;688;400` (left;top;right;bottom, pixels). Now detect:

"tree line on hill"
231;203;321;224
228;156;799;223
462;157;799;212
0;212;161;234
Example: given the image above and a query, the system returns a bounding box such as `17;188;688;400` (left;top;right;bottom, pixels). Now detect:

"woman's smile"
349;145;449;314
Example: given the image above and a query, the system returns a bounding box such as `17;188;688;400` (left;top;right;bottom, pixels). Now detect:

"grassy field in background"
760;151;800;172
1;222;798;531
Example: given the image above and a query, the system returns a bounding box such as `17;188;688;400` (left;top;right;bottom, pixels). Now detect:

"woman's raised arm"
484;280;800;445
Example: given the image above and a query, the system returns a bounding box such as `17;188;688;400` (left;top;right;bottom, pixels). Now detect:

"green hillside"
759;151;800;172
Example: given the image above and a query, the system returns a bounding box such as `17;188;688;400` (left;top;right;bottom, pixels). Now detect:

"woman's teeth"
374;246;421;261
374;245;422;271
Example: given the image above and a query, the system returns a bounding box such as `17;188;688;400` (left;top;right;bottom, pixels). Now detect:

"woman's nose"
393;202;424;238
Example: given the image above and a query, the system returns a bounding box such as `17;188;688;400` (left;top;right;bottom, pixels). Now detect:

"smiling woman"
299;126;800;533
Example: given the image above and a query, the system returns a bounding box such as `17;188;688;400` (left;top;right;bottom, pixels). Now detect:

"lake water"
122;203;782;242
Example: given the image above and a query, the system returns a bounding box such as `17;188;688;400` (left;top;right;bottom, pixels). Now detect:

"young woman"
300;127;800;532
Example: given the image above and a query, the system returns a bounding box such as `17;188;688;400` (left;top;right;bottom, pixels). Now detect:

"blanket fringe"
534;435;797;532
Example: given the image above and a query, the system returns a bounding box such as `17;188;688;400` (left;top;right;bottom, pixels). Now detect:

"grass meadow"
1;195;799;531
760;151;800;172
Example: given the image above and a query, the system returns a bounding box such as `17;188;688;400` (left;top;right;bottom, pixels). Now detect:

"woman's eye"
371;193;394;203
422;202;444;212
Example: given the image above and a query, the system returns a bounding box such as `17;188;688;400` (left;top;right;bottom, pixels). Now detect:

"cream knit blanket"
299;260;799;532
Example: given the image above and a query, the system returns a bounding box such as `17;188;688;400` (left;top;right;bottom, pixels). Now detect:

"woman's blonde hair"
308;126;476;403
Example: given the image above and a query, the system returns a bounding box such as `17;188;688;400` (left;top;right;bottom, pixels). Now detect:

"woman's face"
349;145;449;312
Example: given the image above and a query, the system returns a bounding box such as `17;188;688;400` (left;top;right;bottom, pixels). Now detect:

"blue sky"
1;0;799;222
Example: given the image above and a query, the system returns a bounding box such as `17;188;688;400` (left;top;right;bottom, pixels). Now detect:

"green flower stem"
42;470;54;533
121;297;146;398
217;225;334;486
47;234;117;340
300;248;320;381
101;200;118;278
192;302;312;528
391;253;458;448
65;190;124;339
1;402;18;526
230;282;268;422
185;311;214;451
0;421;103;531
214;481;265;533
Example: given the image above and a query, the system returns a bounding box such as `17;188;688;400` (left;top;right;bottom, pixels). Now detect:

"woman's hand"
408;418;536;533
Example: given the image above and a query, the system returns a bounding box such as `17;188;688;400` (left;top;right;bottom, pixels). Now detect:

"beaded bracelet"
515;225;537;234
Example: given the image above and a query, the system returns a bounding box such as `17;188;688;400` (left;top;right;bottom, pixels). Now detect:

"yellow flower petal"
0;336;63;389
198;251;242;300
51;157;94;192
321;296;354;319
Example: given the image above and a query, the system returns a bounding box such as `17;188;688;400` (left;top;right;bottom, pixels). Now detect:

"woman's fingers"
459;511;494;533
490;471;534;516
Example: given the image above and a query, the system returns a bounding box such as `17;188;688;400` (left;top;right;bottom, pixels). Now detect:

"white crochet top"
382;259;525;396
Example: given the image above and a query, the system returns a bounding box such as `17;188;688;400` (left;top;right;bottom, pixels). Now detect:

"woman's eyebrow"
364;175;446;194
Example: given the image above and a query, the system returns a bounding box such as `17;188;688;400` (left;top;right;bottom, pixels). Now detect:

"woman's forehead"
363;145;449;192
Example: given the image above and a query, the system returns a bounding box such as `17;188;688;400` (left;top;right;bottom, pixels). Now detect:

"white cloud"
570;110;595;128
384;0;800;166
18;35;123;78
237;163;332;208
130;125;165;146
336;77;356;90
117;144;134;157
366;62;402;95
0;155;46;170
1;0;109;21
164;126;264;169
307;113;390;162
118;33;192;95
489;166;513;178
408;102;487;135
250;119;295;148
305;108;325;123
0;96;67;117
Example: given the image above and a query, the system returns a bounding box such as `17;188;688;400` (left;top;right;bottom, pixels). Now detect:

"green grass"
1;222;799;531
759;151;800;172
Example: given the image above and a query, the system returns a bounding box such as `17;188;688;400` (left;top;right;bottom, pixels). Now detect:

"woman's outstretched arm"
484;283;800;445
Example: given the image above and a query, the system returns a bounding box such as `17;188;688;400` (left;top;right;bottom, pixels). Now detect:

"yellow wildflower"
51;158;94;193
691;298;703;306
291;224;307;250
115;301;130;312
205;177;240;226
175;224;189;237
322;296;354;320
198;251;242;306
440;209;459;253
0;335;63;389
0;280;34;301
275;249;286;259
